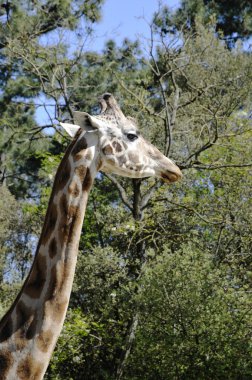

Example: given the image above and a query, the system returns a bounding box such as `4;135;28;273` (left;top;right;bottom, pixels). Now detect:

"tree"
126;244;252;379
154;0;252;47
0;0;104;196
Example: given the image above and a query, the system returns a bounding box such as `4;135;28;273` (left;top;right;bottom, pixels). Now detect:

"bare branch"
186;162;252;170
116;314;139;380
104;173;133;212
165;71;180;156
140;180;161;211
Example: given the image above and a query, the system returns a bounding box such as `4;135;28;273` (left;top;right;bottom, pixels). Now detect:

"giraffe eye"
127;133;138;141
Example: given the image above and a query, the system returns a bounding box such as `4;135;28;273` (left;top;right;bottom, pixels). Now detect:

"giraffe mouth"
161;169;182;183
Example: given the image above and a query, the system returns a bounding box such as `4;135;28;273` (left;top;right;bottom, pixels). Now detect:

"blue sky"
93;0;180;50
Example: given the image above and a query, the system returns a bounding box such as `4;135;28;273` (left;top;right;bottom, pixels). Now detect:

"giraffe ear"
60;111;107;138
60;122;81;138
73;111;107;130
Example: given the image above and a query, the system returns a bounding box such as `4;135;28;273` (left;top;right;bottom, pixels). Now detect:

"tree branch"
140;180;161;211
116;314;139;380
104;173;133;212
180;162;252;170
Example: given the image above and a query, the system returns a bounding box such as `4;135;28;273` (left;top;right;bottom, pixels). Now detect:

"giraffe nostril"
161;170;182;183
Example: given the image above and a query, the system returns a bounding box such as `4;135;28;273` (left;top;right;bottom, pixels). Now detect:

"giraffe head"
61;93;182;183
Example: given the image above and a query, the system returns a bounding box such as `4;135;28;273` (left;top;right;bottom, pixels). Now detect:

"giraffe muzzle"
160;166;182;183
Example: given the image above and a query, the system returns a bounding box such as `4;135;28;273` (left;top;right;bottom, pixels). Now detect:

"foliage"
155;0;252;47
0;185;33;314
126;244;252;379
0;0;104;196
0;185;19;282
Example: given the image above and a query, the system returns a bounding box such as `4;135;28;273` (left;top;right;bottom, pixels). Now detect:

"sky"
36;0;181;128
92;0;180;50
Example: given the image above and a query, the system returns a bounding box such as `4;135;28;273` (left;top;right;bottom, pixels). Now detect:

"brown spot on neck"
57;159;71;191
49;237;57;258
0;316;13;342
74;165;93;191
17;356;44;380
58;193;81;246
40;202;58;246
59;193;68;219
24;311;39;340
24;254;47;299
68;181;80;198
72;136;88;161
82;167;93;191
36;329;53;353
15;301;33;331
0;352;14;379
44;264;69;322
75;165;87;182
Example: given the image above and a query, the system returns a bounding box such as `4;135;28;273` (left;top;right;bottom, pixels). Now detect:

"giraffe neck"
0;130;99;380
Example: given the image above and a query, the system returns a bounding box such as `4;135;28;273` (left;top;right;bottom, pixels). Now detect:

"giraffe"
0;93;182;380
